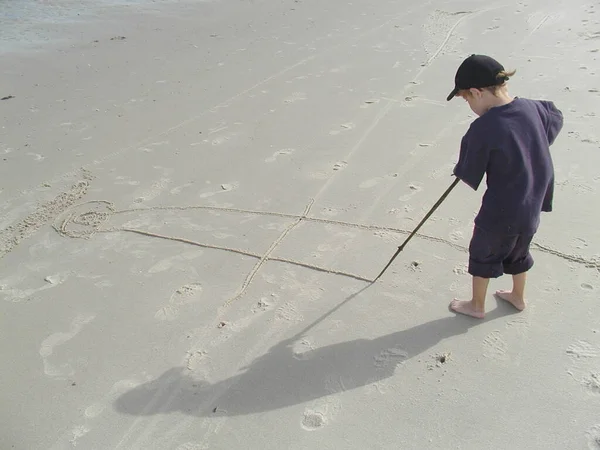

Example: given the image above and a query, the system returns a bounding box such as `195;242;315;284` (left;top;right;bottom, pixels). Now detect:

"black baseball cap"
446;54;508;101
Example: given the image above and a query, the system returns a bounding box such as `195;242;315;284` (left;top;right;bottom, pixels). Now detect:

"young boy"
446;54;563;319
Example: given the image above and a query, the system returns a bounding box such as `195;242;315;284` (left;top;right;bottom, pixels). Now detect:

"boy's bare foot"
449;299;485;319
495;290;526;311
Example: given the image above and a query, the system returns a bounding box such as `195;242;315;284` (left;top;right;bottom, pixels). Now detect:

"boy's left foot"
495;290;526;311
449;299;485;319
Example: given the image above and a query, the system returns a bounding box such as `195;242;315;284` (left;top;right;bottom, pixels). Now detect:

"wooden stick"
374;176;460;281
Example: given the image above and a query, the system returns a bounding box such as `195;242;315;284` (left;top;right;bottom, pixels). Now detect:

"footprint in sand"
170;181;195;195
398;184;422;202
359;173;398;189
131;178;172;206
373;347;409;368
199;182;239;198
505;316;530;329
292;338;315;360
0;273;68;303
332;161;347;171
252;295;276;313
482;331;508;361
301;410;326;430
301;391;341;431
309;161;347;179
361;98;380;108
586;424;600;449
208;134;231;146
115;175;140;187
40;314;96;379
130;169;170;192
582;372;600;395
284;92;307;103
155;283;203;321
453;265;468;275
448;281;461;292
449;229;464;241
185;350;208;372
275;302;303;323
265;148;295;163
483;25;500;33
567;340;598;359
329;123;355;135
27;152;45;161
574;237;589;249
330;65;351;73
429;164;454;180
68;425;90;447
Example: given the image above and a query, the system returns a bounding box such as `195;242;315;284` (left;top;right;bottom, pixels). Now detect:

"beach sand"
1;0;599;448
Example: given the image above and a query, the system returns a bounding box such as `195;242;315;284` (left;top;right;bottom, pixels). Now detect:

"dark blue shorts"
468;226;534;278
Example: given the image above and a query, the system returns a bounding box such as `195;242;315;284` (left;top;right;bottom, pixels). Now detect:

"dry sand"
1;0;599;448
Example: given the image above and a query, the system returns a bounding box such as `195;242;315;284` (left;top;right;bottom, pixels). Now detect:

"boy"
446;54;563;319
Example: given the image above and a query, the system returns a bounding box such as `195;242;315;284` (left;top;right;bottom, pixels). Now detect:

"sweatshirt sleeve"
539;100;564;146
542;175;554;212
453;126;490;191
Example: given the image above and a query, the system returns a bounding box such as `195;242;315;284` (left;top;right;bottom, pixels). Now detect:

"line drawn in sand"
53;199;600;313
0;169;93;259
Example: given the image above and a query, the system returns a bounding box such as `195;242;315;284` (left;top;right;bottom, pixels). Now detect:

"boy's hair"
459;69;516;98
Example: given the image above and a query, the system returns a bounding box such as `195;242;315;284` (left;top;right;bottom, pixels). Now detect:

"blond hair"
458;69;516;98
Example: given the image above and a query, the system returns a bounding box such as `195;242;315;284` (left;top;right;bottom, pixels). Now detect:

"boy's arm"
453;127;490;191
539;100;564;145
542;176;554;212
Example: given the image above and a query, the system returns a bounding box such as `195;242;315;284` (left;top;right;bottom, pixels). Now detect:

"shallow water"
0;0;183;52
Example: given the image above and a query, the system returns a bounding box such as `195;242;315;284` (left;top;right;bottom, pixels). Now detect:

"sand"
1;0;599;448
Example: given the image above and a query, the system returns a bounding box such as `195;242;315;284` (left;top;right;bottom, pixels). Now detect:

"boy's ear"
469;87;482;98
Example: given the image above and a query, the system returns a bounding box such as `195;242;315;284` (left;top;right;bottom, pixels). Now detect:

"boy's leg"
495;272;526;311
449;226;506;319
496;233;534;311
450;276;489;319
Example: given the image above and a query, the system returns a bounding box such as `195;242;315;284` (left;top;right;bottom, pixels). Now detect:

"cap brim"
446;87;458;101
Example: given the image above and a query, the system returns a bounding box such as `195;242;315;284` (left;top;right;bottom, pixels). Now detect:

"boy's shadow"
114;291;517;418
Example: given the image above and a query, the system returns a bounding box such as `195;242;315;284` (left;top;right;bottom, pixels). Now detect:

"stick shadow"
114;294;518;418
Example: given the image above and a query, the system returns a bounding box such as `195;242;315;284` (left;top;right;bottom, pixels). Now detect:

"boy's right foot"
495;290;526;311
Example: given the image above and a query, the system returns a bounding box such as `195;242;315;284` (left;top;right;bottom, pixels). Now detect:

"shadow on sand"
114;290;517;418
